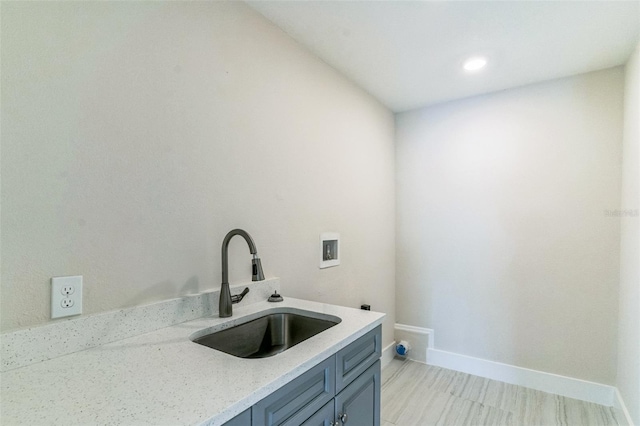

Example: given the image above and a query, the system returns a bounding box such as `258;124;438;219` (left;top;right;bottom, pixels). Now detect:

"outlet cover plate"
51;276;83;318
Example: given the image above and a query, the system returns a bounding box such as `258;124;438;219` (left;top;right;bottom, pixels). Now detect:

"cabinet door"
334;360;380;426
300;400;335;426
335;326;381;393
252;356;335;426
224;408;251;426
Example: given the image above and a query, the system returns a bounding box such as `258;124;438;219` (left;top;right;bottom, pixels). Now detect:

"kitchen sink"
192;311;341;358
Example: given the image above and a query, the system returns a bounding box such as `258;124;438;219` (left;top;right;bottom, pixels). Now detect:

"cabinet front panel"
335;326;381;393
223;408;251;426
335;360;380;426
253;356;335;426
300;400;335;426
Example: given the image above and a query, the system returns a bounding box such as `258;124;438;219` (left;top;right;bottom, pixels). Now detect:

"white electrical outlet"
51;276;83;319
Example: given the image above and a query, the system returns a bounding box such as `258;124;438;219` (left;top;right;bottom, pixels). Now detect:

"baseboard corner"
614;387;636;426
394;323;434;364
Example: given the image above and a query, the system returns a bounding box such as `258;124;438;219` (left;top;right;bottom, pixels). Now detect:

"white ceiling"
247;1;640;112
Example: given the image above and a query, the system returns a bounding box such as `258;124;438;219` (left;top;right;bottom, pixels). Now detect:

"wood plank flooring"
381;358;623;426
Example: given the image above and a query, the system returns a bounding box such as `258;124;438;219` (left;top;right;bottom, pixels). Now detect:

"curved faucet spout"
222;229;258;284
219;229;265;318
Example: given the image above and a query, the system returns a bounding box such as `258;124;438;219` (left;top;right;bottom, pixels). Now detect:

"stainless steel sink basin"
192;312;341;358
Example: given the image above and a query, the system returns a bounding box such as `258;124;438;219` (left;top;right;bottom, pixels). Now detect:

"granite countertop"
0;297;385;425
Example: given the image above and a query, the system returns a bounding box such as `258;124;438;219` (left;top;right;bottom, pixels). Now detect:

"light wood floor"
381;358;623;426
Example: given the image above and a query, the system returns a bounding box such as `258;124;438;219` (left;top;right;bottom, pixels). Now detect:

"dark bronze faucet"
219;229;265;317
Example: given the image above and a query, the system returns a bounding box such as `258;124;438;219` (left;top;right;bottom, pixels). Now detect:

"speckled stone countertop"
0;297;384;425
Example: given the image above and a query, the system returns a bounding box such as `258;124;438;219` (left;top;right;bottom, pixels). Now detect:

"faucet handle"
231;287;250;304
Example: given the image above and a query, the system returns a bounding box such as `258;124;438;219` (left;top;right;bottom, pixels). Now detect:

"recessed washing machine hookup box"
320;232;340;269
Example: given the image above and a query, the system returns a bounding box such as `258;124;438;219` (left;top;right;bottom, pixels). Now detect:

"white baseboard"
394;323;433;364
381;342;395;370
427;348;616;407
613;387;635;426
395;323;434;347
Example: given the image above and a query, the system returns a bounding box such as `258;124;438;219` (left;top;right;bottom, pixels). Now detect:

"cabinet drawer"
335;326;381;393
252;356;335;426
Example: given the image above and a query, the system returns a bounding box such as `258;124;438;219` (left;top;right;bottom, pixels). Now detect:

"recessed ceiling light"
463;56;487;72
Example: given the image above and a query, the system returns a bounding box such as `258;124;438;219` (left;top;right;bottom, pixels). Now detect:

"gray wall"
395;68;623;385
0;2;396;346
618;42;640;424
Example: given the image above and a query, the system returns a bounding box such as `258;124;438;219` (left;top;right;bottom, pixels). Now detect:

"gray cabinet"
335;327;381;393
252;356;335;426
225;409;251;426
226;325;381;426
299;359;380;426
300;400;334;426
334;360;380;426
